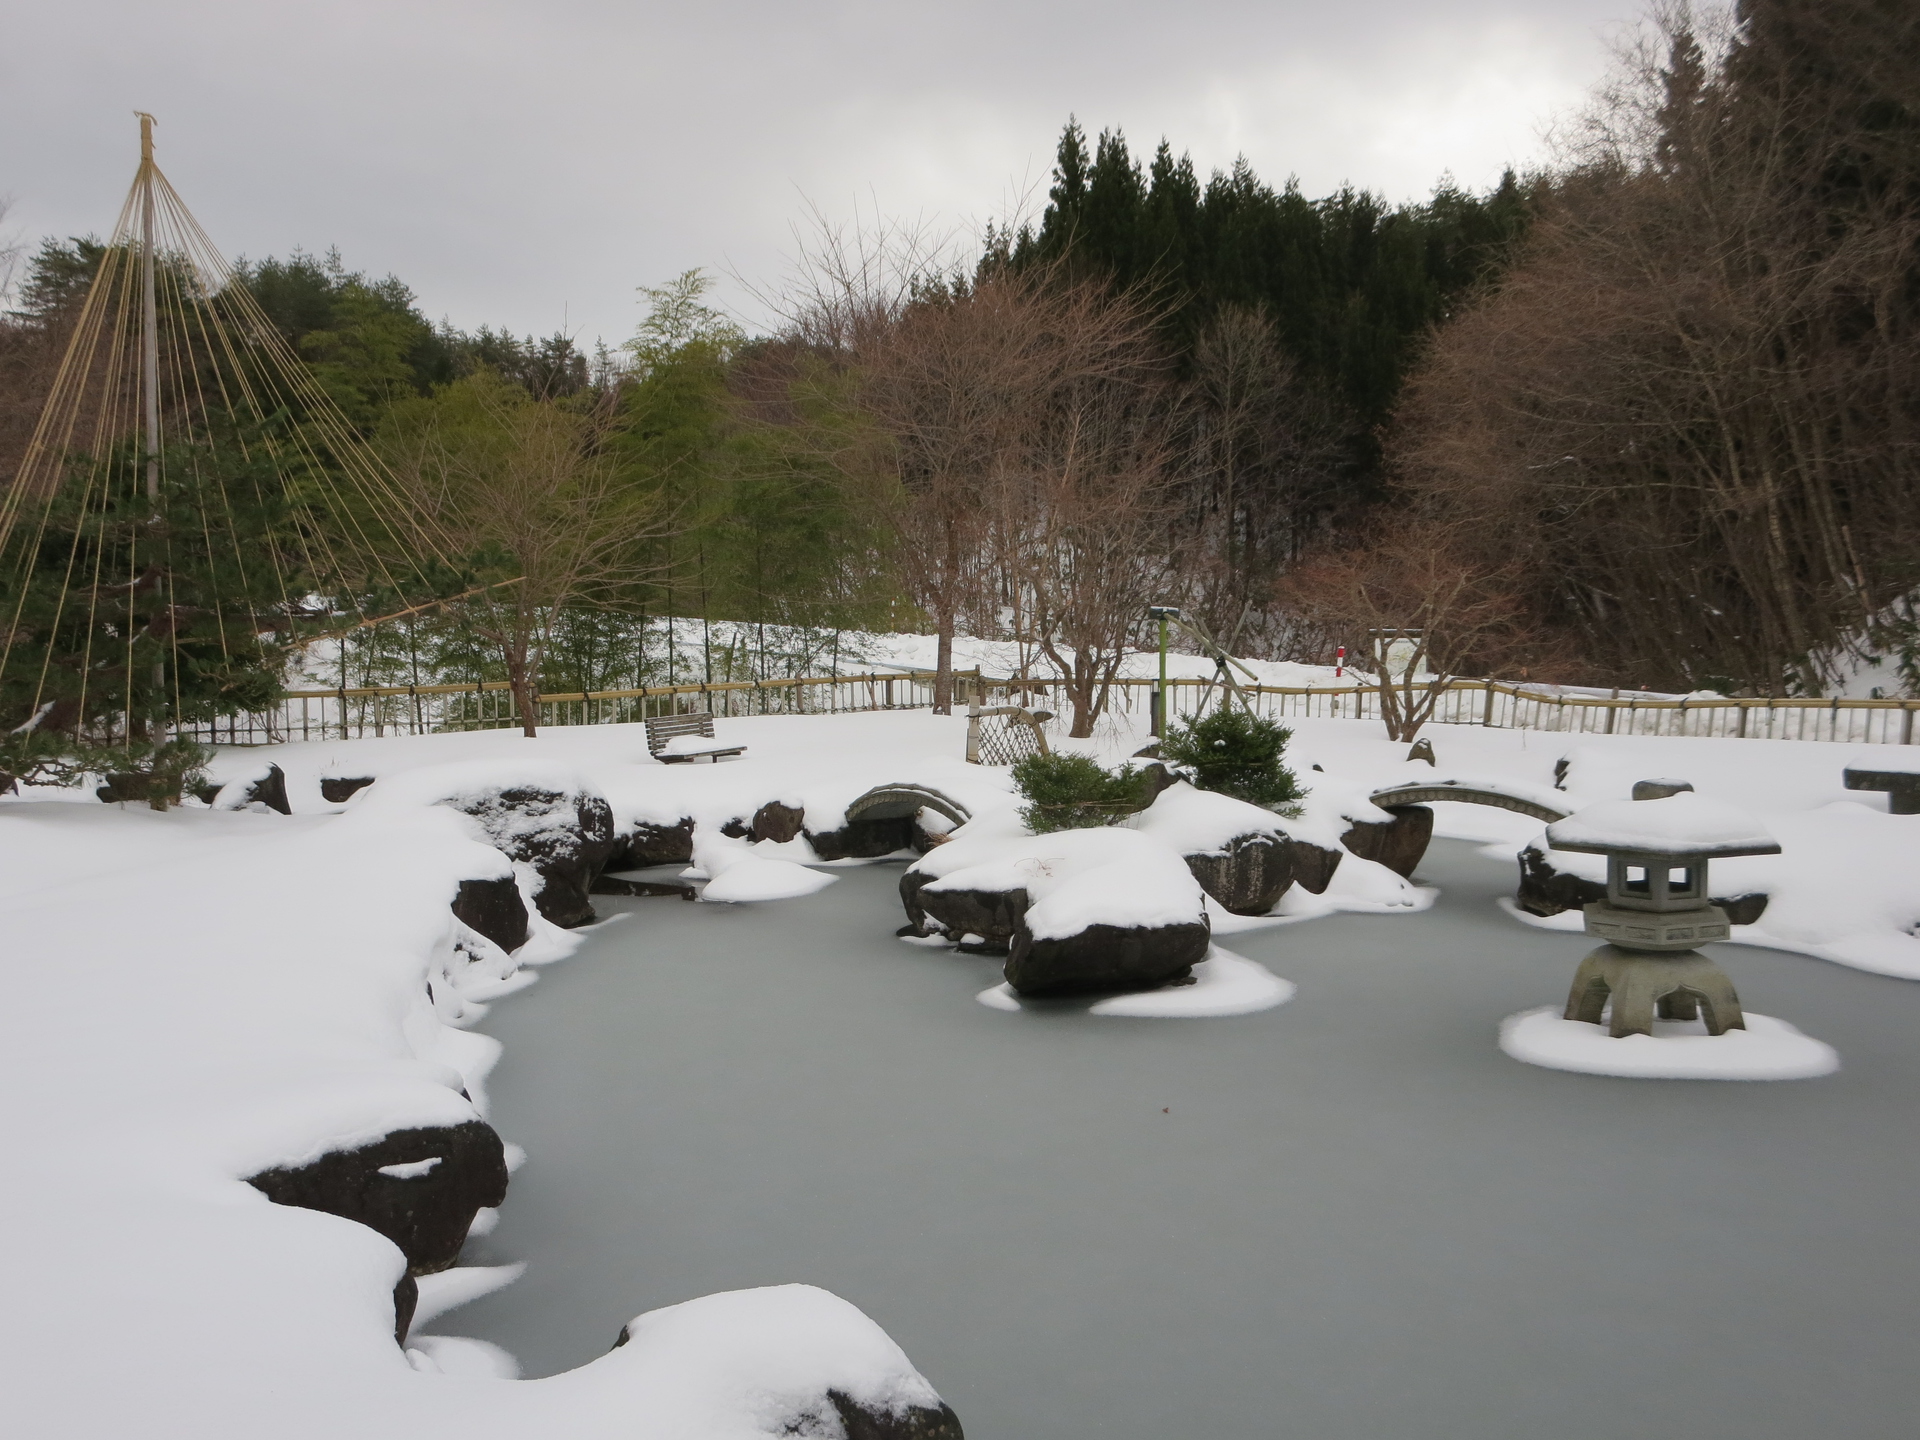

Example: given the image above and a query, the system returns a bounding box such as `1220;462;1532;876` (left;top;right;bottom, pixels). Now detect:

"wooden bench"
645;711;746;764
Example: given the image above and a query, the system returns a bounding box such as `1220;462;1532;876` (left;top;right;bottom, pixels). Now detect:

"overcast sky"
2;1;1633;346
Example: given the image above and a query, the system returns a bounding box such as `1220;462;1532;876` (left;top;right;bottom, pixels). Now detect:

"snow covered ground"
5;705;1917;1435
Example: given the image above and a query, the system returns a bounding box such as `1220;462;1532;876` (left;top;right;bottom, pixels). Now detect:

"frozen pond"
457;839;1920;1439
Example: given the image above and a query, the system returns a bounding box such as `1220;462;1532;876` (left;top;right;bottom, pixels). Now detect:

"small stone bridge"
1366;777;1570;824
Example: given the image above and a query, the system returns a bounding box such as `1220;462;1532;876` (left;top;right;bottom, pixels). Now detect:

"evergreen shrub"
1161;709;1303;809
1012;751;1146;833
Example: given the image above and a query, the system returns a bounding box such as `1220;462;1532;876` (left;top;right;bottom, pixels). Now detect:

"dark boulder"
1515;844;1606;917
446;786;618;928
591;874;698;900
825;1393;965;1440
613;817;696;868
750;800;806;844
901;870;1029;950
1005;918;1211;997
1289;837;1343;895
225;763;292;814
97;772;160;805
1340;804;1434;879
1516;843;1770;925
394;1275;419;1347
246;1119;509;1277
1183;832;1293;915
452;876;529;953
1719;892;1770;926
807;814;917;861
321;775;376;803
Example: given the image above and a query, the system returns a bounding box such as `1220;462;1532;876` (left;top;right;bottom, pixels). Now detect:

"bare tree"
1274;517;1563;740
1177;306;1348;649
1391;0;1920;693
383;373;666;736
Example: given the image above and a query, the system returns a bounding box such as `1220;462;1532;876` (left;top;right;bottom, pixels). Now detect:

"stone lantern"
1543;791;1780;1039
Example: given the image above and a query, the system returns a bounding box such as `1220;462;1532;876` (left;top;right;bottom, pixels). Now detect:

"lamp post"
1543;790;1780;1038
1147;605;1180;738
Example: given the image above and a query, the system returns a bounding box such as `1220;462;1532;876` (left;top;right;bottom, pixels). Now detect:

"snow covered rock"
209;761;292;815
452;875;531;953
1124;784;1294;915
1288;836;1343;894
1180;833;1295;916
1007;914;1211;996
321;775;376;803
614;816;697;868
906;822;1212;995
749;800;807;844
443;782;618;928
1339;804;1433;879
604;1284;962;1439
245;1119;511;1280
900;870;1029;949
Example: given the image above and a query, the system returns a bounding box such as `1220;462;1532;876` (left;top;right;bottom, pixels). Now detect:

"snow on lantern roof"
1546;792;1781;858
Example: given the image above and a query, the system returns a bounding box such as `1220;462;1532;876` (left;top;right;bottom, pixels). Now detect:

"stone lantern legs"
1563;945;1746;1038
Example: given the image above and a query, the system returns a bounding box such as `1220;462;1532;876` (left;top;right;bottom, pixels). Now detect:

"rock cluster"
445;785;618;928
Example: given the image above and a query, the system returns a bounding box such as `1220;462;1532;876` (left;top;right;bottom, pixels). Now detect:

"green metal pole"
1156;614;1169;738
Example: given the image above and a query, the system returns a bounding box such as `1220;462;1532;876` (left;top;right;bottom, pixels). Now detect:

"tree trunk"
502;644;539;738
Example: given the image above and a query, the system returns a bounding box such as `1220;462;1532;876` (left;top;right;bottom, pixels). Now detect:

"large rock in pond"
1126;782;1299;914
1516;842;1768;925
1341;803;1434;879
1005;918;1210;996
905;824;1210;995
446;785;618;928
1289;838;1343;894
246;1119;509;1278
452;875;529;953
816;1391;964;1440
612;816;696;869
1515;843;1607;917
750;800;806;844
810;814;917;861
608;1285;964;1440
900;868;1029;949
1182;832;1294;916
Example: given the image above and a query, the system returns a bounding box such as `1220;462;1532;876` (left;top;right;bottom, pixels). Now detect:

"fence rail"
176;670;1920;748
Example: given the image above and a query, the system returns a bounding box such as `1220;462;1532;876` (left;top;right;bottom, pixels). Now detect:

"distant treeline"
997;120;1531;497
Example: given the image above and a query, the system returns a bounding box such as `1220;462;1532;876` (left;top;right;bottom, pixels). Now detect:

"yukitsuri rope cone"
1;114;450;776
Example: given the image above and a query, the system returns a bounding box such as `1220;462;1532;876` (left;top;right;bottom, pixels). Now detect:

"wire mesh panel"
972;711;1045;766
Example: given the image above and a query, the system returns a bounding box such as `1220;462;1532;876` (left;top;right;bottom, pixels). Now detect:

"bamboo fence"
174;671;1920;748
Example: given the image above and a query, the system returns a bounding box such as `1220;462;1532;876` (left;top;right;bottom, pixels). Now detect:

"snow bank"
0;742;953;1438
693;834;838;903
1499;1007;1838;1080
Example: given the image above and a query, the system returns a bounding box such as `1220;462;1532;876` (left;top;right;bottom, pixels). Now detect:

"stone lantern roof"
1546;792;1780;860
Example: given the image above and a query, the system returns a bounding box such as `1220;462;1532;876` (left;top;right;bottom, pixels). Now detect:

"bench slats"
646;711;746;763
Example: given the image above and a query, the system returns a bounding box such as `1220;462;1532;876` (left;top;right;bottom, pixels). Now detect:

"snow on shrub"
1159;708;1302;810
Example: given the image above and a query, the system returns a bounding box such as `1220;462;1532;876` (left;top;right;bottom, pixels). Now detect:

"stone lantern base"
1582;901;1731;952
1563;944;1748;1039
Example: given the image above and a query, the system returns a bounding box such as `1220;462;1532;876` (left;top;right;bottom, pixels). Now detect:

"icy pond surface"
458;840;1920;1439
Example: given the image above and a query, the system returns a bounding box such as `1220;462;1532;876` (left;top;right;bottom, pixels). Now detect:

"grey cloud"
0;0;1632;344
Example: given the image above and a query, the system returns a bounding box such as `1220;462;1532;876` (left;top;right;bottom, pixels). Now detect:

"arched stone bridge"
1366;778;1570;824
